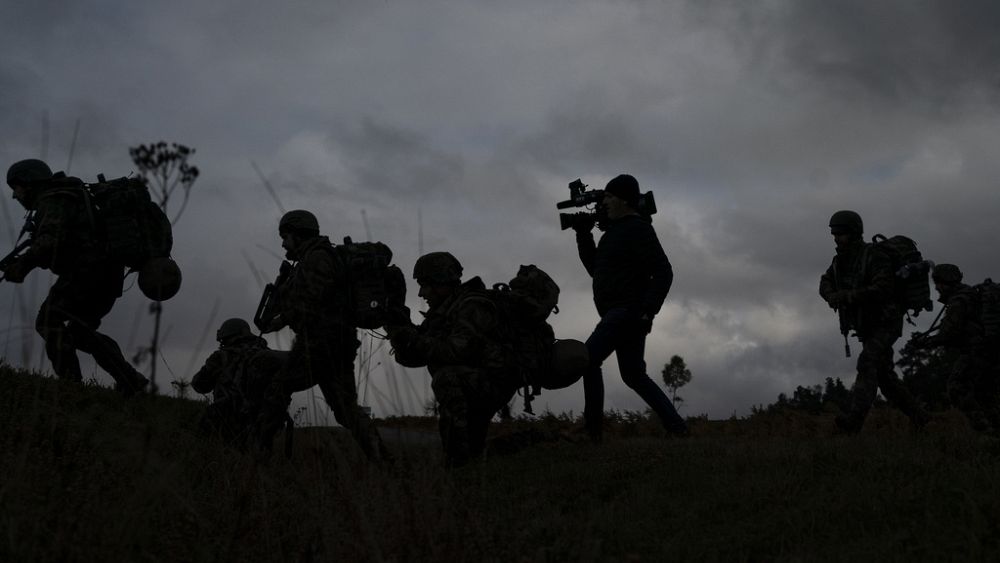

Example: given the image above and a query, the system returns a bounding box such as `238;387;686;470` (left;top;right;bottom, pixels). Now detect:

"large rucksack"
974;278;1000;344
334;237;406;329
870;234;934;320
488;264;561;413
83;175;174;271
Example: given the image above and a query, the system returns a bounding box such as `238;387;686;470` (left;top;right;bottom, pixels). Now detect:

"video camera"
556;178;657;231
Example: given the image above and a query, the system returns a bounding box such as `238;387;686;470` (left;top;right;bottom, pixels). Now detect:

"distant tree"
897;338;953;411
661;355;692;406
759;377;852;415
129;142;199;394
822;377;852;413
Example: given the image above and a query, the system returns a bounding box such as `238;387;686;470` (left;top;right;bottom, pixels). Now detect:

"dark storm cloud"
683;1;1000;109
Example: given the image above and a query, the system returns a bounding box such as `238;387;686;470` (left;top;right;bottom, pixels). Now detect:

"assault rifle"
0;214;37;283
254;260;293;332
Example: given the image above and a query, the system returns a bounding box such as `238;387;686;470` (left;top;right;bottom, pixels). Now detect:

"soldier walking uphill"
571;174;687;441
1;159;147;395
385;252;520;467
908;264;1000;431
256;210;388;461
819;210;929;433
192;318;287;447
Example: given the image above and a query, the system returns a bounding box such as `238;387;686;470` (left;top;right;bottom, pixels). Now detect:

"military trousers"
844;326;927;430
947;351;1000;431
261;326;387;461
431;365;516;466
34;263;144;392
583;307;687;437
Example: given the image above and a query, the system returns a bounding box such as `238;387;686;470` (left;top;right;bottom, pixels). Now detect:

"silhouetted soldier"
193;318;286;445
909;264;999;431
2;159;147;395
256;210;388;461
572;174;687;441
819;210;928;433
385;252;519;467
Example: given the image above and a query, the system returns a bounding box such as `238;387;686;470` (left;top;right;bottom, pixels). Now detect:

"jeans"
583;307;686;433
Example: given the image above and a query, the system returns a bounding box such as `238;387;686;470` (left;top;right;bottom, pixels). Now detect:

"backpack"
334;237;406;329
870;234;933;319
82;175;174;271
974;278;1000;343
488;264;560;413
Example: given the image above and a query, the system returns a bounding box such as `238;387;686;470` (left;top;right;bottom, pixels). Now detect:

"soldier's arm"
19;195;75;271
819;262;839;305
922;295;970;348
638;223;673;317
282;248;336;328
191;350;225;394
576;230;596;277
398;299;496;367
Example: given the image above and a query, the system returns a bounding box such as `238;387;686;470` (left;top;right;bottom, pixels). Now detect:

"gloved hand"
572;215;596;234
1;257;32;283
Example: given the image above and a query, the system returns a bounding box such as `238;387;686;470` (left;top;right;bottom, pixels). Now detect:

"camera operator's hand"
572;215;595;234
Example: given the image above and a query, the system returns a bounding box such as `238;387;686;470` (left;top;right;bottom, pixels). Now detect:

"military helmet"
137;257;183;301
6;159;53;187
216;318;252;343
932;263;963;284
829;210;863;235
538;339;589;390
279;209;320;235
413;252;463;285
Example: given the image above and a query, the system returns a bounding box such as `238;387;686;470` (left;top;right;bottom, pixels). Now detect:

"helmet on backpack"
932;263;963;284
6;159;53;187
829;210;863;236
138;257;183;301
279;210;320;236
217;318;253;344
538;339;589;390
413;252;463;286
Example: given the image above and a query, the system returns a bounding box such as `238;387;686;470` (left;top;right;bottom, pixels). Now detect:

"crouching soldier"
908;264;1000;431
192;318;286;448
255;210;389;462
385;252;520;467
1;159;147;395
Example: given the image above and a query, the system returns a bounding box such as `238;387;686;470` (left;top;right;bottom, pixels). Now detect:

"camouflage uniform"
259;234;387;460
819;238;928;432
5;173;146;394
193;334;286;445
387;276;518;466
916;273;999;431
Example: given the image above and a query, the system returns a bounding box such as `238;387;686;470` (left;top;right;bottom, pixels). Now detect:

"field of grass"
2;361;999;562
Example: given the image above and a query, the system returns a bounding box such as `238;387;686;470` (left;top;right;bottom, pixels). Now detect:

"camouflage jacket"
922;284;982;353
819;241;901;338
387;277;506;375
21;181;101;275
276;236;350;332
192;336;270;402
576;214;673;317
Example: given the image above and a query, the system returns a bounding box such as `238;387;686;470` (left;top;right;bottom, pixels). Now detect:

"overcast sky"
2;1;999;420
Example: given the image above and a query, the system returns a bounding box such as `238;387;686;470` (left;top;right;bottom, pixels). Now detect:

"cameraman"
573;174;687;441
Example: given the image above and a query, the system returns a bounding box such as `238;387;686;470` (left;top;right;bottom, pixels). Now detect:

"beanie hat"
604;174;640;209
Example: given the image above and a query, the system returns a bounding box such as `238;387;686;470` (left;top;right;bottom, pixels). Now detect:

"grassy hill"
2;360;999;562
